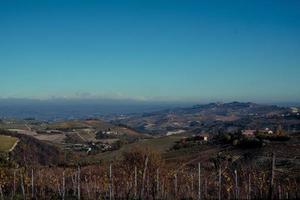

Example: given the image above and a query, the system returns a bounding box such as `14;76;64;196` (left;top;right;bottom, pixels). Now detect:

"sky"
1;0;300;103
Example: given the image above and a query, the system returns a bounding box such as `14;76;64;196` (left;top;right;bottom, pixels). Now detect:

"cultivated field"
0;135;18;152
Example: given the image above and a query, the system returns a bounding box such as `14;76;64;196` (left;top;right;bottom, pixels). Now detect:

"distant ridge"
111;102;298;135
0;99;298;121
0;98;183;120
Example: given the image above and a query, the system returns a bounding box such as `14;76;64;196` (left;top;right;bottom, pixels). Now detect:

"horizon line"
0;97;299;106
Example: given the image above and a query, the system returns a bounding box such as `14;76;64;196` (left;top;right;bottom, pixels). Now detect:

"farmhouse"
242;130;256;137
290;107;299;113
264;128;274;134
200;133;209;141
195;133;209;141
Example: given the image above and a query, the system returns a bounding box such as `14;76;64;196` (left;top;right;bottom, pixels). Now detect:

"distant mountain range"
0;99;299;127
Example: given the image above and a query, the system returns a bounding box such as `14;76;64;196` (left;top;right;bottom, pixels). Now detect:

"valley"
0;102;300;199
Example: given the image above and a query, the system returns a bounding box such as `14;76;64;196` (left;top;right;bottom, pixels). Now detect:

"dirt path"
25;124;31;131
9;139;19;152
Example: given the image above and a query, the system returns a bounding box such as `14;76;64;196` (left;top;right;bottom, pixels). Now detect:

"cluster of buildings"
99;130;119;135
241;128;274;137
64;142;112;153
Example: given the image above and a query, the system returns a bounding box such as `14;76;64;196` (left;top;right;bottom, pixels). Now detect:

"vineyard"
0;147;299;200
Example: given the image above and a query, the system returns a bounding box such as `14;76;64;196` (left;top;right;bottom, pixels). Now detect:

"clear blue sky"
1;0;300;103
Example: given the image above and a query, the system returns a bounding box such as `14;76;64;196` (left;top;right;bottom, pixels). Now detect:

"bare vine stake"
218;167;221;200
162;180;165;199
98;165;101;197
278;185;282;200
78;166;81;200
141;156;149;199
198;163;201;200
89;169;93;198
13;169;16;198
146;174;150;198
31;168;34;199
269;153;275;199
0;185;4;200
156;168;160;199
20;172;26;199
38;169;42;198
58;181;62;197
174;173;178;199
244;180;247;200
62;170;65;200
234;169;238;199
134;166;137;199
191;174;194;198
71;173;77;196
248;174;251;200
85;175;90;199
109;164;112;200
126;180;130;198
205;178;208;199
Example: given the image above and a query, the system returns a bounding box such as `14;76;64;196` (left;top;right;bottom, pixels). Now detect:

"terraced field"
0;135;18;152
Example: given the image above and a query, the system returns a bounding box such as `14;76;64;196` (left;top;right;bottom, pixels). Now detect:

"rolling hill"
110;102;299;135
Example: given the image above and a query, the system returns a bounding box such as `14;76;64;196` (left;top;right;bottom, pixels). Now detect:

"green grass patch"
0;122;28;130
0;135;18;152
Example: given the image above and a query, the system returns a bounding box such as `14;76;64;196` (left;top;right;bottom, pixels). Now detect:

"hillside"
110;102;300;135
0;118;151;165
0;103;299;199
0;129;65;166
0;135;18;152
93;130;300;179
